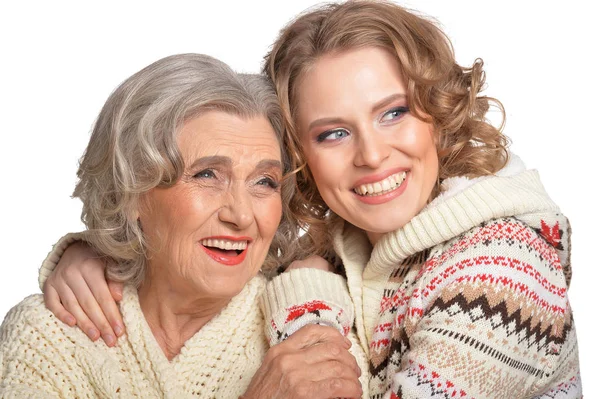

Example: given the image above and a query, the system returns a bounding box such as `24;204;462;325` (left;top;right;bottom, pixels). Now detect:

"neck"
366;231;383;246
138;275;230;361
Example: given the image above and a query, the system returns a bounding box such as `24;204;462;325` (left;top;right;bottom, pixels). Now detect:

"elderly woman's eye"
194;169;216;179
257;177;280;189
316;128;349;143
380;106;409;123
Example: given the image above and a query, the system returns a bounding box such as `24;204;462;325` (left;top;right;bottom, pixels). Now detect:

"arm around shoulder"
38;232;88;290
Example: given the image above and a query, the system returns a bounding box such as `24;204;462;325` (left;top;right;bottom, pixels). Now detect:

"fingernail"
88;329;99;340
104;334;115;346
114;324;123;336
344;337;352;348
65;316;76;326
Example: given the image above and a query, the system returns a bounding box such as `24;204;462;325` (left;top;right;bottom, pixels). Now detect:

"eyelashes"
193;168;280;190
257;176;280;189
380;106;409;123
315;106;410;143
194;169;216;179
316;128;349;143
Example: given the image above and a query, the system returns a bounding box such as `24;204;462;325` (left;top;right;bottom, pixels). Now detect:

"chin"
202;272;254;300
350;215;409;236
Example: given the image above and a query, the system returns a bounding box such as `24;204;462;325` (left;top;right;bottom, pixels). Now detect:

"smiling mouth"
200;238;247;255
200;238;249;265
353;171;407;196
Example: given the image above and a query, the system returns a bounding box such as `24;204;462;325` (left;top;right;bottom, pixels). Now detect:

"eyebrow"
307;93;407;131
372;93;407;113
189;156;282;172
256;159;283;171
190;155;231;169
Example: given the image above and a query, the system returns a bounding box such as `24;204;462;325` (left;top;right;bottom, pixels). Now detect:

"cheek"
255;197;283;239
419;132;439;192
306;152;338;193
141;189;215;242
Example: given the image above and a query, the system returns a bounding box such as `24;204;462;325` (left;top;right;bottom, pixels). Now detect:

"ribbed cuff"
261;268;354;345
38;232;88;291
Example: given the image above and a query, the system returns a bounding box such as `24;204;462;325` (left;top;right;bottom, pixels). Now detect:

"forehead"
296;47;406;116
177;111;281;165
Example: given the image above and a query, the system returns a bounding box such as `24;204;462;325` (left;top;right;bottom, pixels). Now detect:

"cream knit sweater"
1;256;268;398
4;234;370;398
262;159;582;398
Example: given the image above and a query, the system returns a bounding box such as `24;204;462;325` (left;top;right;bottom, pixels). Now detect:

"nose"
218;184;253;230
353;128;390;169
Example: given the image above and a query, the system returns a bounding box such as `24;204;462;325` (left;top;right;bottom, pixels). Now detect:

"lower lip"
353;172;409;205
200;245;248;266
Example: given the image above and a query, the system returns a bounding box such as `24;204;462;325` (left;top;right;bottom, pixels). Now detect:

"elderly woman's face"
138;111;283;299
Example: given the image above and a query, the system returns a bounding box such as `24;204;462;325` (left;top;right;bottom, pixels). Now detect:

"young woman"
36;1;582;397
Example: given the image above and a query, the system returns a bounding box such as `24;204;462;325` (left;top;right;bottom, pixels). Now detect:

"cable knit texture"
264;160;582;398
0;276;268;398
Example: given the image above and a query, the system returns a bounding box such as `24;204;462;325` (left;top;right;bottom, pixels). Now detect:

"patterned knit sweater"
0;276;268;398
262;159;582;398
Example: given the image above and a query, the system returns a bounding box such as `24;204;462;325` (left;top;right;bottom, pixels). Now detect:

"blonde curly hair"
263;0;509;258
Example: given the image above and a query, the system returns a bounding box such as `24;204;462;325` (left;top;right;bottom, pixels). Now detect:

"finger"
56;286;101;342
87;277;125;337
43;285;76;326
282;366;362;399
303;341;361;375
108;280;124;302
273;341;360;385
285;324;350;350
307;359;362;382
69;278;117;346
313;376;363;399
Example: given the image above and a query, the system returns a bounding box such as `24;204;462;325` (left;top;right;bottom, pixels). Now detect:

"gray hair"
75;53;295;287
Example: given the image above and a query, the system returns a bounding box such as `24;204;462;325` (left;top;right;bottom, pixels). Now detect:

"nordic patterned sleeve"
38;232;87;291
373;218;581;399
260;267;355;346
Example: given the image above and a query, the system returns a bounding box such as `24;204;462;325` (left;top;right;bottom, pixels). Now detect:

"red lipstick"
199;236;252;266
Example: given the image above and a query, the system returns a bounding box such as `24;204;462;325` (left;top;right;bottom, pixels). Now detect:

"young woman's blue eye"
380;106;409;123
316;128;349;143
194;169;216;179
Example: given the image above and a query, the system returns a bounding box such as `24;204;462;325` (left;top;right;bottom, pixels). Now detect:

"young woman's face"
295;47;438;243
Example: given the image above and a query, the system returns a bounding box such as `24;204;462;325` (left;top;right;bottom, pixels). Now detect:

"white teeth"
200;239;248;250
381;179;391;191
353;171;407;196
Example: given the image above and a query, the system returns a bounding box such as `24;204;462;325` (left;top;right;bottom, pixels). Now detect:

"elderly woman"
0;54;363;398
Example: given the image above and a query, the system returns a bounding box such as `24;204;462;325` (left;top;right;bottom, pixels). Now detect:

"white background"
1;0;597;389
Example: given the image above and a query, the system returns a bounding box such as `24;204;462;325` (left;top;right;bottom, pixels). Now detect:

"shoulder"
1;294;52;340
0;294;78;356
420;217;568;296
436;217;561;268
1;295;74;393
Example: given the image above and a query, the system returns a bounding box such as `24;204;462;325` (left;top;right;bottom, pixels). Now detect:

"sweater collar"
119;275;266;393
332;154;564;277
